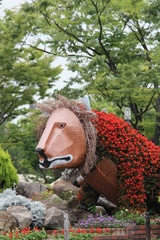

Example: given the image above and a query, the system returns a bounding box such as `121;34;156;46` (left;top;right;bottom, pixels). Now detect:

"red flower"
20;227;30;234
61;229;64;234
105;227;109;232
91;110;160;210
53;230;58;236
90;227;94;233
81;228;86;234
96;227;102;234
77;228;81;233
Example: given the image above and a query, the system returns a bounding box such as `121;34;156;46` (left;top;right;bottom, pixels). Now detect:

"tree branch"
41;12;105;58
90;0;117;74
127;19;151;62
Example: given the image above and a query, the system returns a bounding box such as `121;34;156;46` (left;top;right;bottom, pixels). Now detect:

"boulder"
43;206;71;229
97;196;117;215
0;181;113;232
67;195;79;209
7;206;32;230
65;209;77;225
16;182;48;198
43;194;77;225
95;206;106;215
44;194;67;210
51;178;79;196
0;211;18;233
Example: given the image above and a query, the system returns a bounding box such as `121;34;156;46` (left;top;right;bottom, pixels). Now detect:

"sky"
0;0;31;16
2;0;27;8
0;0;76;91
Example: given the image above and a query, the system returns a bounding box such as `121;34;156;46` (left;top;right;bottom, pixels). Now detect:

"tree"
0;11;62;124
0;111;38;173
0;146;18;191
8;0;160;139
0;112;57;183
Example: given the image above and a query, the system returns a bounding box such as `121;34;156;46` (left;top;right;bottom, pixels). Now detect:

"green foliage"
114;209;146;225
78;181;99;213
0;147;18;191
0;115;38;175
0;9;62;124
52;232;93;240
0;110;60;180
31;190;53;203
59;190;74;201
6;0;160;138
114;209;160;226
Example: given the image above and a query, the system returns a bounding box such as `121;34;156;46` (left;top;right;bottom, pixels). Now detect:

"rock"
16;182;48;198
43;207;71;229
73;209;94;223
0;180;98;232
97;196;117;215
43;194;77;225
95;206;106;215
67;196;79;209
51;178;79;196
44;194;67;210
0;211;18;233
65;209;77;225
7;206;32;230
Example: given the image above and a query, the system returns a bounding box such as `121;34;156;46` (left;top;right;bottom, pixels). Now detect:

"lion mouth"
35;147;73;169
39;154;73;169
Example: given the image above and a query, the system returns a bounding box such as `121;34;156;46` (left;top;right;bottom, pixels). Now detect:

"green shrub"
0;147;18;191
50;232;95;239
114;209;145;225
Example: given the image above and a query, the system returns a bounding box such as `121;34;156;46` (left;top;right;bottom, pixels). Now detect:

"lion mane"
35;95;98;176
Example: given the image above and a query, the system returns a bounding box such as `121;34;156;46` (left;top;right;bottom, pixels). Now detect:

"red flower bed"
93;111;160;210
49;227;109;237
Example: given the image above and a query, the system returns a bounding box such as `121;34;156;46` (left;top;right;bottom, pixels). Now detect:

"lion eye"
59;123;66;128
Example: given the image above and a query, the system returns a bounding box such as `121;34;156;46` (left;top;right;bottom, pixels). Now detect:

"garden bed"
44;225;160;239
1;225;160;239
92;225;160;240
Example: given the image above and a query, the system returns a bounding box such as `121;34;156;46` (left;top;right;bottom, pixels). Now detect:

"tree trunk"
152;95;160;145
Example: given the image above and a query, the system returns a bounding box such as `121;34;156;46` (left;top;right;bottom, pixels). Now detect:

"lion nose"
35;148;47;158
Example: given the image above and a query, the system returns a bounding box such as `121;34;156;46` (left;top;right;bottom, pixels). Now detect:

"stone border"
92;225;160;240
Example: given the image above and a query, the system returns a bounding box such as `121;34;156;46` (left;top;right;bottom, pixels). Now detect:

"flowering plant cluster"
1;227;109;240
31;190;53;203
51;227;109;239
1;227;47;239
74;213;134;228
93;111;160;210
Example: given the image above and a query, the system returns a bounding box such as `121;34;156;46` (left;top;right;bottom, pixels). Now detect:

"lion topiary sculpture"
35;95;160;212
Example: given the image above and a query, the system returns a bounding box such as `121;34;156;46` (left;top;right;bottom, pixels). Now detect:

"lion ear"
81;95;91;111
